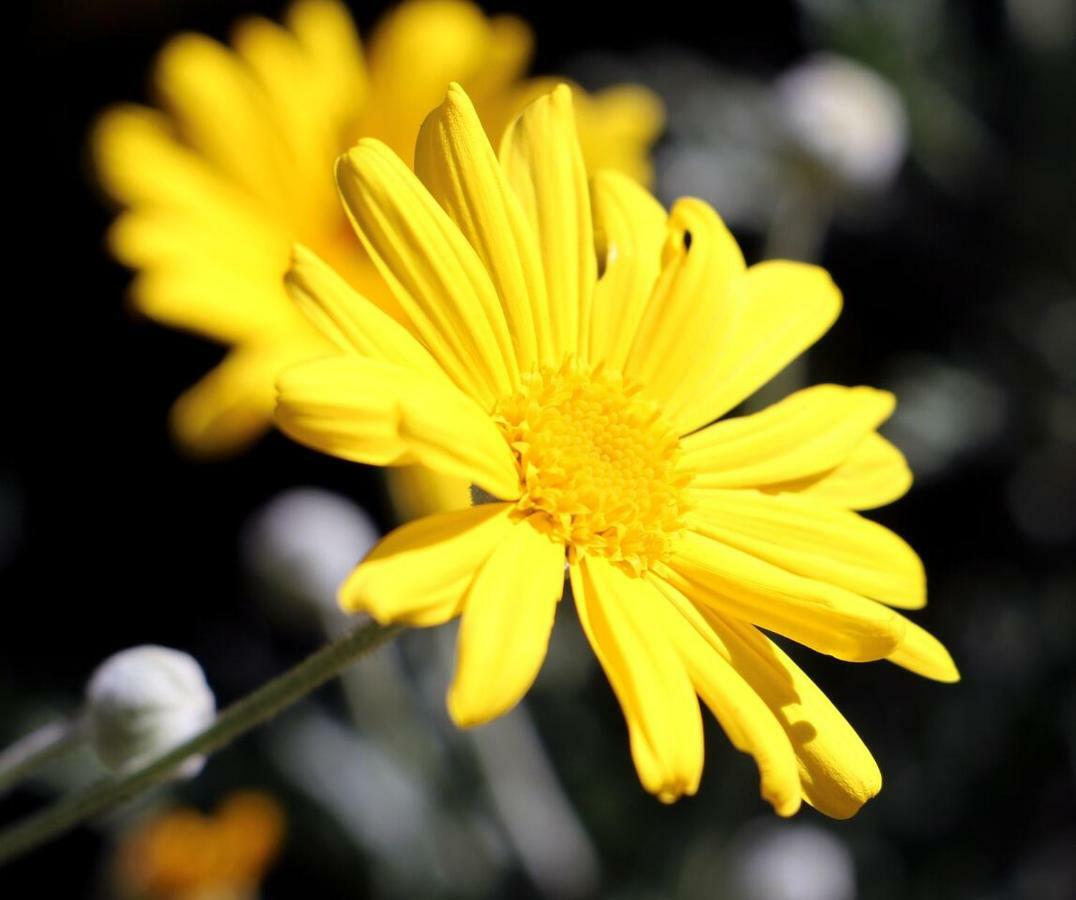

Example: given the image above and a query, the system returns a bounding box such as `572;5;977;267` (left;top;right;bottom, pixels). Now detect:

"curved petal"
362;0;492;161
275;355;519;498
449;518;565;726
574;84;665;188
127;262;298;344
286;244;443;379
767;432;913;510
232;14;339;224
285;0;368;129
153;33;293;214
465;14;533;116
385;466;473;521
705;613;883;819
663;531;906;662
570;558;704;802
92;105;282;234
887;613;960;683
169;344;287;457
340;503;513;625
690;261;843;429
587;171;667;370
415;83;546;374
687;489;926;609
500;84;595;362
335;139;515;406
681;385;896;489
108;205;286;278
648;576;802;816
623;198;746;432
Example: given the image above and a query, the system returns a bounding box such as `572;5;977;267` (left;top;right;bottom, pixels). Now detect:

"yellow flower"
92;0;662;459
274;82;958;816
113;791;285;900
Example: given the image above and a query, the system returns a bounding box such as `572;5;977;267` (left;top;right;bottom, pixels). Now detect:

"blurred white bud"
776;54;908;190
241;488;380;631
85;646;215;776
726;820;856;900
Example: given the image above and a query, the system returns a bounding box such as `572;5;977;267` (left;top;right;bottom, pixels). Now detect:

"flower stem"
0;619;400;865
0;719;84;798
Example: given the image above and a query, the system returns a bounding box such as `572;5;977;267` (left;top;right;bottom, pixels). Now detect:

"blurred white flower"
726;820;856;900
242;488;380;630
775;54;909;190
85;645;215;776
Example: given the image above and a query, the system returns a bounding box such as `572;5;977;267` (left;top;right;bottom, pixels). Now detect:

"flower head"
85;645;215;775
275;82;957;815
92;0;662;458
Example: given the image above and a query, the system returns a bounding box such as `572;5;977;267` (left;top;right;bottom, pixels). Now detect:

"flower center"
495;360;690;574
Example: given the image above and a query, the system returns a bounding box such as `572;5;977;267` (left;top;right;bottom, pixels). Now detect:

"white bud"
775;54;908;190
241;488;380;630
85;646;215;776
726;820;855;900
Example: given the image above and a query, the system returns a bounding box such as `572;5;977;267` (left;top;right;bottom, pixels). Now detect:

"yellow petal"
681;385;896;489
275;355;519;498
169;344;291;458
570;558;704;802
92;105;278;228
769;432;913;510
340;504;514;625
153;33;292;214
127;263;300;344
687;489;926;609
664;531;906;662
108;205;285;279
385;466;473;522
231;15;338;225
285;0;368;129
286;244;443;379
587;170;667;369
705;612;883;818
362;0;492;161
887;613;960;683
500;84;596;362
693;261;843;427
449;518;565;726
574;84;665;188
465;14;533;115
648;576;802;816
623;198;747;433
335;139;515;406
415;83;547;374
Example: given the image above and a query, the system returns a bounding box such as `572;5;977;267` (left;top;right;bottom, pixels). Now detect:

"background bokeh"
5;1;1075;897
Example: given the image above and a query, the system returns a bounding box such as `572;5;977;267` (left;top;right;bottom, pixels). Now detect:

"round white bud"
241;488;380;631
776;54;909;190
726;820;856;900
85;645;215;776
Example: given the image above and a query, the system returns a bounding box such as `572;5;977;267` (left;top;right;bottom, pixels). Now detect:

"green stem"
0;619;400;865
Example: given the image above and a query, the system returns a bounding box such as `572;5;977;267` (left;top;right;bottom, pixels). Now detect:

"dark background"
5;1;1075;897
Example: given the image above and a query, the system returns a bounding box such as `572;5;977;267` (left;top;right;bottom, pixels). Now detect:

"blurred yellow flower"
114;791;285;900
93;0;661;464
275;82;958;815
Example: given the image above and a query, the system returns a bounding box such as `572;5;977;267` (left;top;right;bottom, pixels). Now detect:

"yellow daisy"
92;0;662;460
275;82;958;816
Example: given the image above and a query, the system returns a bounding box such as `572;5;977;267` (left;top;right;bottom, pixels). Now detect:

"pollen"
495;360;690;574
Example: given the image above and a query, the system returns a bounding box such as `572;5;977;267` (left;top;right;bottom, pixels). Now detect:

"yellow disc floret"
495;360;690;574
